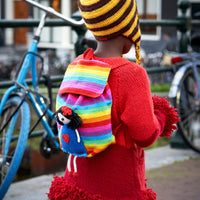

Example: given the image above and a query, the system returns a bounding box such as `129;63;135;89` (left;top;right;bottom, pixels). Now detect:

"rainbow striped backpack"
56;58;115;158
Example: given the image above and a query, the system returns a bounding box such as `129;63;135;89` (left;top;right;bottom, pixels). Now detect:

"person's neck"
94;48;122;58
94;39;123;58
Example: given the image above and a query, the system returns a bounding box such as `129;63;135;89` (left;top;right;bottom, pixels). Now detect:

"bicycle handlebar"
24;0;84;26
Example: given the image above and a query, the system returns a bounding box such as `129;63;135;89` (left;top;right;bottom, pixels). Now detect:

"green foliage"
26;137;41;151
150;84;170;92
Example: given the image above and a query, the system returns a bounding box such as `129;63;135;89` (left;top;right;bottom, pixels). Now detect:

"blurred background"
0;0;199;81
0;0;200;184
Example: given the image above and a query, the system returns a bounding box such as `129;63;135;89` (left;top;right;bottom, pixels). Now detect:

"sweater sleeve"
119;64;179;147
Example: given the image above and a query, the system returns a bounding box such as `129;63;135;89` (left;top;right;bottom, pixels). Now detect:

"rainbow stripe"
59;59;112;98
56;59;115;157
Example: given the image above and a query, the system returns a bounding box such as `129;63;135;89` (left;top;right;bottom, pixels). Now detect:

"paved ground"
146;157;200;200
3;145;199;200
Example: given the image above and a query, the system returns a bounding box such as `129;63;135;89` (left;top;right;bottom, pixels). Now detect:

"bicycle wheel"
174;68;200;153
0;96;30;199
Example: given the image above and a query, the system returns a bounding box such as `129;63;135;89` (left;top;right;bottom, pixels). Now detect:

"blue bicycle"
0;0;85;199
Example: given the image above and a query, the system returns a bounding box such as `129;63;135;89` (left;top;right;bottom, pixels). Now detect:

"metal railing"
1;0;200;53
0;0;199;81
0;0;199;88
0;0;199;144
0;65;177;89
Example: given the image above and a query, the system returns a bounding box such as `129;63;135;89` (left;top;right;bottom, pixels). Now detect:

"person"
47;0;179;199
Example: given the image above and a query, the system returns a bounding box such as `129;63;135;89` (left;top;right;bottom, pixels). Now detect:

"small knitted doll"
55;106;87;176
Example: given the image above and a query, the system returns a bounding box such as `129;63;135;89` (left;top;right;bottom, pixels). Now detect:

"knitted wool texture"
47;49;180;200
56;59;115;157
78;0;141;65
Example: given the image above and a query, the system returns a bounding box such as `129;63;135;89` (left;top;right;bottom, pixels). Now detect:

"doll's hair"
67;111;82;129
78;0;141;65
56;106;82;129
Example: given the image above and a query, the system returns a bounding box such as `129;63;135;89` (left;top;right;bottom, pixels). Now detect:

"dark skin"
94;35;133;58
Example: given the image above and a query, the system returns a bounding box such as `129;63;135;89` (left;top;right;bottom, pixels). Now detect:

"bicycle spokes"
0;103;21;184
175;69;200;153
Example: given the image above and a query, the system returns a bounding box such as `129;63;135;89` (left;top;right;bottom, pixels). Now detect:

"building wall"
14;1;28;45
1;0;196;51
161;0;178;37
5;0;14;45
191;2;200;35
0;0;5;45
2;0;72;49
37;0;72;49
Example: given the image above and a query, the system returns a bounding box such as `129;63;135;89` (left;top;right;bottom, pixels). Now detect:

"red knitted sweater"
48;49;179;200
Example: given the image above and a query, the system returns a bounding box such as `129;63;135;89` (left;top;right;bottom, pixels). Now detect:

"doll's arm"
75;129;81;143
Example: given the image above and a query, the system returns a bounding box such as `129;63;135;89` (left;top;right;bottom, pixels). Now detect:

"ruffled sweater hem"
47;175;157;200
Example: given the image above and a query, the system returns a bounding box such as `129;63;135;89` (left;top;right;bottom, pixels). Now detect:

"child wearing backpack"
48;0;179;199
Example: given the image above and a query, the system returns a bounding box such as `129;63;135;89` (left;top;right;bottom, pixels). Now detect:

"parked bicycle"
169;34;200;153
0;0;88;199
1;0;200;199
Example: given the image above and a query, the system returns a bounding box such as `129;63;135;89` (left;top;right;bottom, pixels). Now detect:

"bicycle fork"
192;61;200;103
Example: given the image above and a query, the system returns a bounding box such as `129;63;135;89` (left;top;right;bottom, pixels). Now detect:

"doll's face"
58;113;71;124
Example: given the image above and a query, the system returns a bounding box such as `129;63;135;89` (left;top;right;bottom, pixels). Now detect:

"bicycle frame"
0;0;85;158
168;53;200;100
0;12;59;148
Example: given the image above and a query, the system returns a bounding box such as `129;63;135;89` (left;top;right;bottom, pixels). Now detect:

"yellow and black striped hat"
78;0;141;65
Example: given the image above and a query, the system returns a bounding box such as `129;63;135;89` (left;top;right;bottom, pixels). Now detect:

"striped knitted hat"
78;0;141;65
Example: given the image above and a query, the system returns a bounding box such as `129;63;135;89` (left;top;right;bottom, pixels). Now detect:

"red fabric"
152;95;180;137
48;49;179;200
47;175;103;200
48;145;157;200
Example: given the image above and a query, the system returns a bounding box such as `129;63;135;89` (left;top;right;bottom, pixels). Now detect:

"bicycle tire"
0;96;30;199
174;68;200;153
